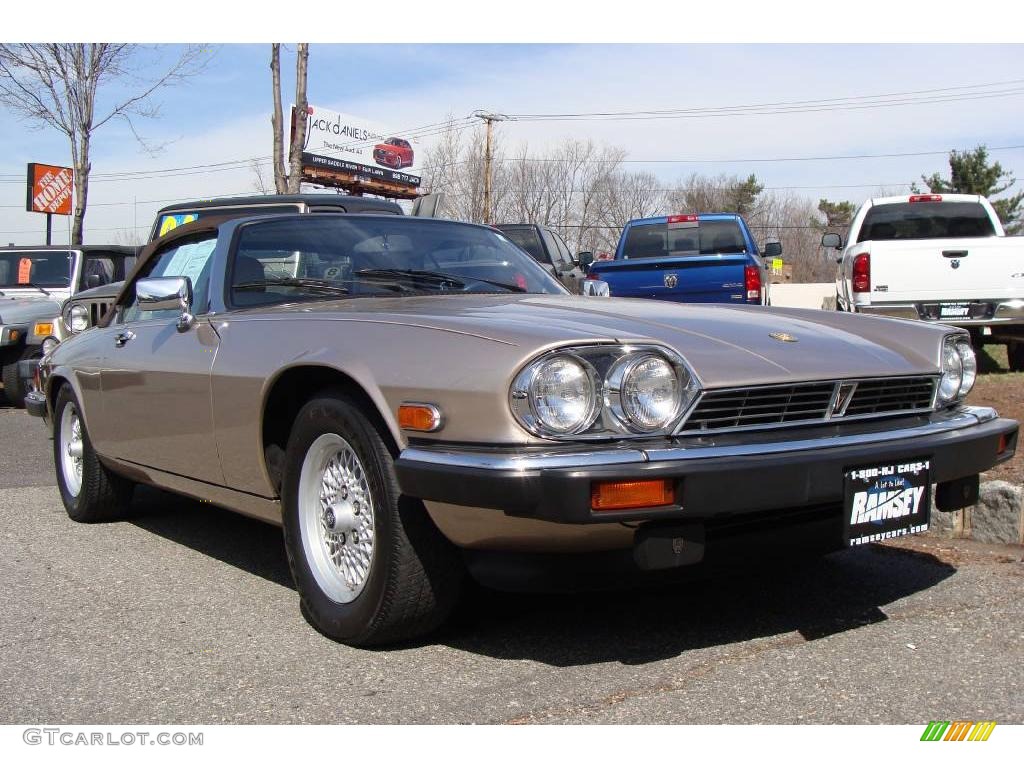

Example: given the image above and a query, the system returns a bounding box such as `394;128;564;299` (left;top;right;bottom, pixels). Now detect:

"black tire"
53;383;134;522
1;360;22;407
1009;341;1024;373
281;391;464;646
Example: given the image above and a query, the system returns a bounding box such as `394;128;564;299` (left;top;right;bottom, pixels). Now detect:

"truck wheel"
1009;342;1024;373
281;391;463;646
1;360;23;407
2;347;41;408
53;383;135;522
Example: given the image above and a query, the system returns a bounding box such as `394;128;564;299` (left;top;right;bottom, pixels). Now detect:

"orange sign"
18;258;33;284
26;163;73;215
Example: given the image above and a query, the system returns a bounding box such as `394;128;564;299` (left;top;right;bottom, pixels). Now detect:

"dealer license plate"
844;459;931;546
939;302;970;319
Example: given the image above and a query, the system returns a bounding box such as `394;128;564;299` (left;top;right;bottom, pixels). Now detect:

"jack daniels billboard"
296;104;422;188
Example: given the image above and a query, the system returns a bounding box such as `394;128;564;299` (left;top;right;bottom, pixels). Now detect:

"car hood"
0;293;62;324
246;294;948;388
71;280;124;301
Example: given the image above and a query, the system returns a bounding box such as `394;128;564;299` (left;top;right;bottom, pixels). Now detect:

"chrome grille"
844;377;936;416
680;376;937;434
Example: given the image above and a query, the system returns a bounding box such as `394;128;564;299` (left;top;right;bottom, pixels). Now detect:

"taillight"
852;252;871;293
586;272;598;281
667;214;698;224
744;265;761;302
909;194;942;203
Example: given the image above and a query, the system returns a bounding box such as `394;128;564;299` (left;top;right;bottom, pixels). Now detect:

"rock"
968;481;1024;545
928;502;961;538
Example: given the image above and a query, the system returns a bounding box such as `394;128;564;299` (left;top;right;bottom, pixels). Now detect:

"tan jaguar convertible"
31;213;1018;646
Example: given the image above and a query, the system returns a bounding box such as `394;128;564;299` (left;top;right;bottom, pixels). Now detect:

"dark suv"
494;224;586;294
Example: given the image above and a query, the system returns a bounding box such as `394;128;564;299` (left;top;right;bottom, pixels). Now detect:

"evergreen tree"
921;145;1023;234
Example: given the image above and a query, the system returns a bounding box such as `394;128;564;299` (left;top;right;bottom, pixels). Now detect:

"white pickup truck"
825;193;1024;371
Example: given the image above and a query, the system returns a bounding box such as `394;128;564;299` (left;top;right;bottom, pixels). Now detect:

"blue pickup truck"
585;213;780;305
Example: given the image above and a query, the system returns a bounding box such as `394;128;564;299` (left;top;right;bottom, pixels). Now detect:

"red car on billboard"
373;137;414;170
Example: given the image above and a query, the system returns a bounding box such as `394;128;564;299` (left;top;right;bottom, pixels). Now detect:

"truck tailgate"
591;255;750;302
866;238;1022;301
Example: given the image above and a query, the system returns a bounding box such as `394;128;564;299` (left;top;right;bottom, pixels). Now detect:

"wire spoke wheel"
297;433;376;604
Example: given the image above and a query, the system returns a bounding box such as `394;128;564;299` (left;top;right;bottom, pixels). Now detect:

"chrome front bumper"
395;407;1018;523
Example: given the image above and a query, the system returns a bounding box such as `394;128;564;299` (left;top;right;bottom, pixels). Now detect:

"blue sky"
2;43;1023;244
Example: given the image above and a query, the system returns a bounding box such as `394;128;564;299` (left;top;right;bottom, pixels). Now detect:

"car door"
544;229;582;293
90;233;224;484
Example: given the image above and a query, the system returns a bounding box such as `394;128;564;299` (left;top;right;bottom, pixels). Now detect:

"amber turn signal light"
591;479;675;511
33;321;54;337
398;403;443;432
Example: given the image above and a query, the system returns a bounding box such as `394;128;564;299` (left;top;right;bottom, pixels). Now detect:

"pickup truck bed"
586;213;773;305
830;194;1024;369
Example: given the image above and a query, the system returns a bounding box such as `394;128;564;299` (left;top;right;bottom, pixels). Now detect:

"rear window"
498;227;548;264
858;202;996;242
621;220;748;259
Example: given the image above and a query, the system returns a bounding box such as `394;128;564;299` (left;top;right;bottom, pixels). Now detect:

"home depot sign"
25;163;73;215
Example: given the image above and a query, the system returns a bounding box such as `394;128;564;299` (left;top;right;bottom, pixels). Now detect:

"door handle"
942;250;968;258
113;330;135;348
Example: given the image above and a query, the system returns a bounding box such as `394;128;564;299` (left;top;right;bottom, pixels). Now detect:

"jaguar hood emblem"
769;332;798;343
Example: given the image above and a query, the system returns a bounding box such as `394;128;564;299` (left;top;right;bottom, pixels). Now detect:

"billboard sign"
298;105;421;188
26;163;73;215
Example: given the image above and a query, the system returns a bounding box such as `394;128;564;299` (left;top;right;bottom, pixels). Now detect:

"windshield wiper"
233;278;350;296
21;283;51;296
355;268;526;293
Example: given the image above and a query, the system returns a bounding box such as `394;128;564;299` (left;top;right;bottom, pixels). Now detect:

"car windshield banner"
296;104;421;188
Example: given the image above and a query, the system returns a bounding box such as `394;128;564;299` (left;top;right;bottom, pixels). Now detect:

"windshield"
0;251;72;288
228;216;567;307
621;220;748;259
858;202;997;242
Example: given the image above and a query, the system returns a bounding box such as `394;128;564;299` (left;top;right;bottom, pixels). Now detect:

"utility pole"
471;110;507;224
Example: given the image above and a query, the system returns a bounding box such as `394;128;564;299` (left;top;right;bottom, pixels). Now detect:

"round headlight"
608;353;686;432
69;304;89;333
41;336;59;355
955;339;977;397
938;337;964;403
515;355;598;435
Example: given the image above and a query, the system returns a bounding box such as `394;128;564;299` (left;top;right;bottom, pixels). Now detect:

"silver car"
33;213;1019;646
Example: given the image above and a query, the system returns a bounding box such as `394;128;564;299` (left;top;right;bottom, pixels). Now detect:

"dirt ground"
967;343;1022;485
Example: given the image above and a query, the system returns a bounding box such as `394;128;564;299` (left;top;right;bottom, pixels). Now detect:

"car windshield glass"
621;220;747;258
0;251;72;288
857;202;996;241
229;217;567;306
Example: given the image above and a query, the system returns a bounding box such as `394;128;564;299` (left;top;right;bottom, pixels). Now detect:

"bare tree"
251;160;272;194
270;43;309;194
0;44;209;243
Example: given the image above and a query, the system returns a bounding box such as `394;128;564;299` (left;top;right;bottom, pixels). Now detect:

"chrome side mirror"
136;276;194;332
581;279;610;297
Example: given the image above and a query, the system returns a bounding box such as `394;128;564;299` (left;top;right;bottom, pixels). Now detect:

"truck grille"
88;301;110;327
680;376;937;434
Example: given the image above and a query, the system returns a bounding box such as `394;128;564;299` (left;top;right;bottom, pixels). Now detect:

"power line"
508;79;1024;121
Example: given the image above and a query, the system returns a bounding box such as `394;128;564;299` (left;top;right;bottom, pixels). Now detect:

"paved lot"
1;404;1022;724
